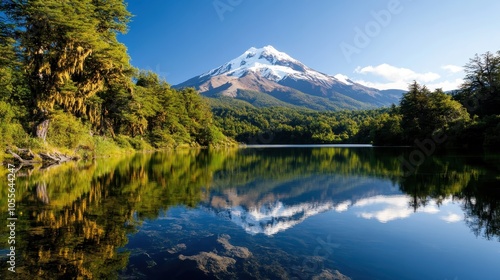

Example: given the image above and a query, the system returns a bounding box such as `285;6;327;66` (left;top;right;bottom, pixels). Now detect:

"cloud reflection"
441;213;463;223
206;194;463;235
353;195;440;223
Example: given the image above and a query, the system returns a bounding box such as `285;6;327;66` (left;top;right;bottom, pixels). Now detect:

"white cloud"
359;207;413;223
353;79;409;91
353;63;463;91
355;63;441;83
441;213;462;223
442;64;463;74
427;79;464;91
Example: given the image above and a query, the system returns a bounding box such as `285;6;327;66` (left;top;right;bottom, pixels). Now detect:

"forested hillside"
0;0;229;160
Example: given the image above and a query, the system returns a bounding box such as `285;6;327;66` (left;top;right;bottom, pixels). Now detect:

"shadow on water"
0;147;498;279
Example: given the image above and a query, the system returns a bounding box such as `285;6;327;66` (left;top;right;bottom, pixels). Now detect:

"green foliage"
1;0;133;120
0;24;32;150
126;136;154;151
399;82;470;145
461;115;500;148
212;104;387;144
0;3;229;155
46;111;93;150
93;136;130;156
0;101;30;148
371;112;404;146
483;115;500;148
457;51;500;117
115;71;230;148
113;135;134;149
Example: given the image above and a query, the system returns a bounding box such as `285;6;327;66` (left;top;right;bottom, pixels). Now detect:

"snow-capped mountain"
198;173;403;236
201;45;330;83
175;45;404;110
202;200;338;236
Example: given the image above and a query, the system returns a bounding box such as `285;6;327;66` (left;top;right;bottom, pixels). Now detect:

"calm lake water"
1;146;499;279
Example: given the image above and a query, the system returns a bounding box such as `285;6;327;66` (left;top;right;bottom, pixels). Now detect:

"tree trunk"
35;118;50;141
36;182;50;204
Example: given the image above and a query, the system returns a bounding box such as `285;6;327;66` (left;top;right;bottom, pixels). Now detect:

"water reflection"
0;147;498;279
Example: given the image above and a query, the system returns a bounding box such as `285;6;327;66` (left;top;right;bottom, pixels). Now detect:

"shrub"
93;136;125;156
47;111;93;150
0;101;31;149
127;136;153;151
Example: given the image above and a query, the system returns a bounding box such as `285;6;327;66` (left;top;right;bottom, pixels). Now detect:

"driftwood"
6;147;78;166
6;148;41;164
39;152;77;164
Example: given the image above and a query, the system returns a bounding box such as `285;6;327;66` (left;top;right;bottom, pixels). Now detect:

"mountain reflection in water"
0;147;499;279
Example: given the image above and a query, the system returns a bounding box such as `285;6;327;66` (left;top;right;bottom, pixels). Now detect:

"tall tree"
400;82;434;142
458;51;500;116
0;16;17;100
400;82;469;143
0;0;133;140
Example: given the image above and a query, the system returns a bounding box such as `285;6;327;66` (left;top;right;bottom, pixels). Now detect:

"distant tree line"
212;51;500;149
369;51;500;148
210;103;387;144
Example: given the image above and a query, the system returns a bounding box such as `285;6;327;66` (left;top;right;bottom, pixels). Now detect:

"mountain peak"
250;45;296;63
244;45;293;61
175;46;405;110
201;45;310;82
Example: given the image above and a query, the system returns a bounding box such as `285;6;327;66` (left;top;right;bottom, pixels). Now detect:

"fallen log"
6;149;41;164
39;152;78;164
6;147;78;166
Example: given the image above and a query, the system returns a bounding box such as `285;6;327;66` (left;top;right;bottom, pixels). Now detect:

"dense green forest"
1;1;499;161
0;0;230;161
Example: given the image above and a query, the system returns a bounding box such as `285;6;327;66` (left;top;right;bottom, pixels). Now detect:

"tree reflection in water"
0;147;498;278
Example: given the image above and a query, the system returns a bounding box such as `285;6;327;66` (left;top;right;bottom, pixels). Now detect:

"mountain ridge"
175;45;405;110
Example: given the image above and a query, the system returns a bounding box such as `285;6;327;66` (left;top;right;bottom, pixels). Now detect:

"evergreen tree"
400;82;469;144
400;82;433;142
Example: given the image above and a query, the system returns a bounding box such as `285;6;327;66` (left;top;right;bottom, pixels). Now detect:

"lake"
1;146;499;279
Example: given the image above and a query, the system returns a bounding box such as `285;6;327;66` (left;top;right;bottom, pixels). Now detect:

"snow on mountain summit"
334;74;354;85
174;45;405;109
201;45;338;84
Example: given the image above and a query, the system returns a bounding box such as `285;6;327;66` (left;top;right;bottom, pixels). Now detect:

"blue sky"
120;0;500;90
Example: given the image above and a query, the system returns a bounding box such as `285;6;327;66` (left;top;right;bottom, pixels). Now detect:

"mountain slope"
175;45;404;110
